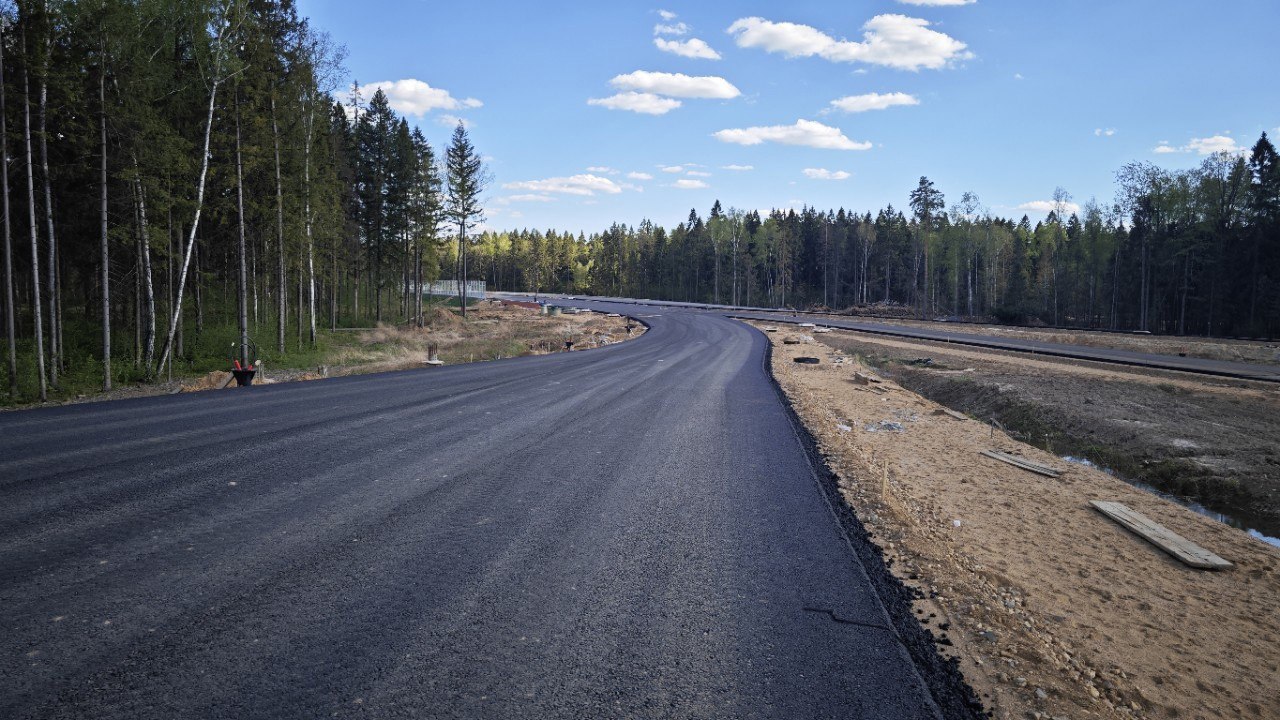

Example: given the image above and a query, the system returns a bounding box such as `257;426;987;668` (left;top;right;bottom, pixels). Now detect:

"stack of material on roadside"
813;327;833;334
1090;501;1232;569
761;325;780;332
799;322;816;328
980;449;1061;478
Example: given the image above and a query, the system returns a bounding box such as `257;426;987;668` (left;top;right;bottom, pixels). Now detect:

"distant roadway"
540;294;1280;383
0;301;972;719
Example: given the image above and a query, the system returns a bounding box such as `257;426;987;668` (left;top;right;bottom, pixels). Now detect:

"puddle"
1062;456;1280;549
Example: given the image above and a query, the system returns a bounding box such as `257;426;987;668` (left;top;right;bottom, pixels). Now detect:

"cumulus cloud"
686;170;713;177
1153;135;1241;156
1017;200;1082;216
830;92;920;113
627;171;654;180
586;166;618;174
359;79;482;115
673;178;709;189
588;91;682;115
722;164;754;171
897;0;976;5
803;168;852;180
658;9;677;21
437;114;472;129
727;14;971;71
610;71;740;99
655;37;722;60
660;165;686;173
502;194;557;203
654;22;689;36
1094;128;1116;137
1187;135;1239;155
713;119;871;150
503;174;623;197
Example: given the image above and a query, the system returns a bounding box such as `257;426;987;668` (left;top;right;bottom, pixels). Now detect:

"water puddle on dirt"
1062;456;1280;549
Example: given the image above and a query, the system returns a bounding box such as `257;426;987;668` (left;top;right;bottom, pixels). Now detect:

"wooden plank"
980;450;1062;478
1090;501;1232;570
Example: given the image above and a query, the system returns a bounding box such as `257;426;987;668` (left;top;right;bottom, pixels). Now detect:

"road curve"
0;304;971;719
531;294;1280;383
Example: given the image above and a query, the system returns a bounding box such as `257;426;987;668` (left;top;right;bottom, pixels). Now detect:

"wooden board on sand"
1090;501;1232;569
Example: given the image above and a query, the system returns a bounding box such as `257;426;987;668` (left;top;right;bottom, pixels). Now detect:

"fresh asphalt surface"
0;302;966;719
547;294;1280;383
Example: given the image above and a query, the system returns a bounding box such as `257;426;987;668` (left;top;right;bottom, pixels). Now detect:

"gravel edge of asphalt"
758;333;988;720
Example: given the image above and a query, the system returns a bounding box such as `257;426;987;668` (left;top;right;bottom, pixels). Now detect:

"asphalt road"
533;294;1280;382
0;304;971;719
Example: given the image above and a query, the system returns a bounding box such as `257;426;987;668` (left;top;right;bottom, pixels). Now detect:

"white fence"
421;280;487;300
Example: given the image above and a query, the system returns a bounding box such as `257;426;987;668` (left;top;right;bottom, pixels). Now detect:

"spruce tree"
445;121;484;318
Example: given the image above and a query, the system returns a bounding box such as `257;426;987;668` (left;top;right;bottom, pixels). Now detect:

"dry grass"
281;302;644;382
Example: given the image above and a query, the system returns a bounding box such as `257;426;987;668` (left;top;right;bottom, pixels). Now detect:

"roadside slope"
761;322;1280;720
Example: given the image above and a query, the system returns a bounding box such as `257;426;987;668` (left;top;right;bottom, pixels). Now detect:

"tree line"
2;0;1276;406
476;134;1279;340
0;0;485;403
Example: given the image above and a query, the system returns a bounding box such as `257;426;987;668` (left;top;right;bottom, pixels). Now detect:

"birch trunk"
271;93;286;352
24;31;47;399
234;91;249;367
39;17;58;386
134;176;155;371
303;96;316;344
157;4;230;373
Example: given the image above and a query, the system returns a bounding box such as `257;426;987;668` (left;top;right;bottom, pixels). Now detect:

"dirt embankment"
759;322;1280;720
46;303;645;406
813;331;1280;539
786;310;1280;367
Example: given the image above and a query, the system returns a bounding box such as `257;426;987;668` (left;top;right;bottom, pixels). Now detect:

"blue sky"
297;0;1280;232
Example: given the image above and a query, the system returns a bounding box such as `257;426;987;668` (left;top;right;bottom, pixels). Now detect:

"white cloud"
1018;200;1082;216
830;92;919;113
660;165;685;173
610;71;740;99
503;174;623;197
586;166;618;174
1094;128;1116;137
673;179;708;189
496;194;556;204
803;168;852;180
727;14;971;71
654;22;689;36
722;164;754;171
437;114;472;129
587;92;682;115
655;37;722;60
1013;72;1024;80
627;171;654;180
897;0;976;5
686;170;713;177
658;9;677;21
359;79;482;115
1187;135;1239;155
713;119;871;150
1152;135;1241;156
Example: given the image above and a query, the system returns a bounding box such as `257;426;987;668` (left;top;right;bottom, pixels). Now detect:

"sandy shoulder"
756;322;1280;720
